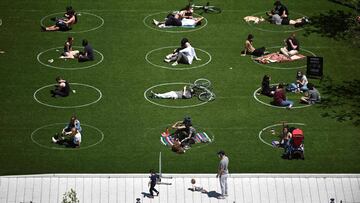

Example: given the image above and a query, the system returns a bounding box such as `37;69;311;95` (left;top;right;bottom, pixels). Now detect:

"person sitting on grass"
241;34;267;57
151;85;194;99
287;71;308;92
170;116;197;148
300;83;321;104
266;1;288;19
164;39;201;66
280;33;300;58
259;75;276;97
62;115;82;135
60;37;79;59
164;38;190;62
52;127;81;148
50;76;71;98
273;83;293;108
78;39;94;62
41;9;76;32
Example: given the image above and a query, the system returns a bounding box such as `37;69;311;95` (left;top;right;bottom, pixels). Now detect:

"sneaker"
287;104;293;109
164;58;171;63
218;195;225;199
156;191;159;196
152;19;159;25
52;137;57;143
172;61;178;66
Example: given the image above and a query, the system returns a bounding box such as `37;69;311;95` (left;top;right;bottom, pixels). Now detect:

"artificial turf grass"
0;0;360;175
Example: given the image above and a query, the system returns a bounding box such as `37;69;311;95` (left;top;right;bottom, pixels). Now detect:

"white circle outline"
33;83;103;108
37;46;104;70
251;46;316;70
145;46;212;70
143;82;211;108
246;11;306;33
31;123;104;150
143;11;208;33
253;85;312;109
40;11;104;33
258;122;306;147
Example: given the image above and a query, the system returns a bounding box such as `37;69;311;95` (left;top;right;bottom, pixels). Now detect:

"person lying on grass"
150;85;194;99
41;9;76;32
287;70;308;93
78;39;94;62
271;14;310;27
50;76;71;98
164;39;201;66
52;127;81;148
60;37;79;59
280;33;300;58
241;34;267;57
300;83;321;104
152;11;204;28
273;83;294;108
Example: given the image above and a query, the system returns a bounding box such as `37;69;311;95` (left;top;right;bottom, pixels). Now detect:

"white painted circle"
143;11;208;33
251;46;316;70
31;123;104;150
37;46;104;70
246;11;306;33
40;12;104;33
253;85;312;109
258;122;305;147
144;82;212;108
145;46;212;70
33;83;102;108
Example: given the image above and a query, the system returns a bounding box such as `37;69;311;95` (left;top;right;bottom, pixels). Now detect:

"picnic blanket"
254;53;306;64
160;132;212;146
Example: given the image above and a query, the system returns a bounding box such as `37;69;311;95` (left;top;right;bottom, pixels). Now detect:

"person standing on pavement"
216;150;229;199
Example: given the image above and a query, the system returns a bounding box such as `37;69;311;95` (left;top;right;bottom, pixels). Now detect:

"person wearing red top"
273;84;293;108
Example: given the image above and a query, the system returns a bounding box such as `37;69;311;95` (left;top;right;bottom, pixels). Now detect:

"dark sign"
307;56;323;78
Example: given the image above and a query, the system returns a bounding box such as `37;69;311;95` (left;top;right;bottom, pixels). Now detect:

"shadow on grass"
328;0;360;10
304;10;357;40
318;77;360;126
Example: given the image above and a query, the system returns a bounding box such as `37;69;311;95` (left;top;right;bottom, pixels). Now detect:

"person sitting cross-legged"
50;76;71;98
300;83;321;104
273;83;293;108
52;127;81;148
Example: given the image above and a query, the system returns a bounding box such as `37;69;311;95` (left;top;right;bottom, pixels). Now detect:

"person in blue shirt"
148;170;159;198
52;116;82;144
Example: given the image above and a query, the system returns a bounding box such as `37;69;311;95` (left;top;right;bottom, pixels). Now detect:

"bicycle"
190;78;216;102
189;1;222;14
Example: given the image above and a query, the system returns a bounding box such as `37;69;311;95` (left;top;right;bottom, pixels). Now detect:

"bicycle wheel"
206;6;221;14
198;91;215;102
194;78;211;88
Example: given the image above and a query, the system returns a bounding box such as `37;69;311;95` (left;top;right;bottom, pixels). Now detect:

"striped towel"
160;132;212;146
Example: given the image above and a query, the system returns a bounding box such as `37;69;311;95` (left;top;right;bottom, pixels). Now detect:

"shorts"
56;21;70;31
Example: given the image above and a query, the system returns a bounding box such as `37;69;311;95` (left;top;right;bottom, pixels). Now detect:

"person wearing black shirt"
280;33;300;57
50;76;70;97
78;39;94;62
260;75;276;97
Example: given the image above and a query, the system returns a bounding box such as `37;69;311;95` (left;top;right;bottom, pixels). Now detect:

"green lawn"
0;0;359;175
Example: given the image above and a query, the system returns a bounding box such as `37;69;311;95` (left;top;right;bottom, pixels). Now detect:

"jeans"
280;100;293;107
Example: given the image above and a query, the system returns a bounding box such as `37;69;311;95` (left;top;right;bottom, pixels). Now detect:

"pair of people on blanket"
241;33;299;58
170;117;197;149
153;5;204;28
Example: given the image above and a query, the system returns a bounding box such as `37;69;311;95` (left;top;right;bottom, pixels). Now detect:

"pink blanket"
255;53;306;64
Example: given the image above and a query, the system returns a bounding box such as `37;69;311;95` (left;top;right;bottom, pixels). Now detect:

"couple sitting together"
170;117;197;153
153;5;204;28
164;38;201;66
60;37;94;62
242;33;300;58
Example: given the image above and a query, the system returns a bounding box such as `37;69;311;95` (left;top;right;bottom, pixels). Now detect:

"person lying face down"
151;85;194;99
